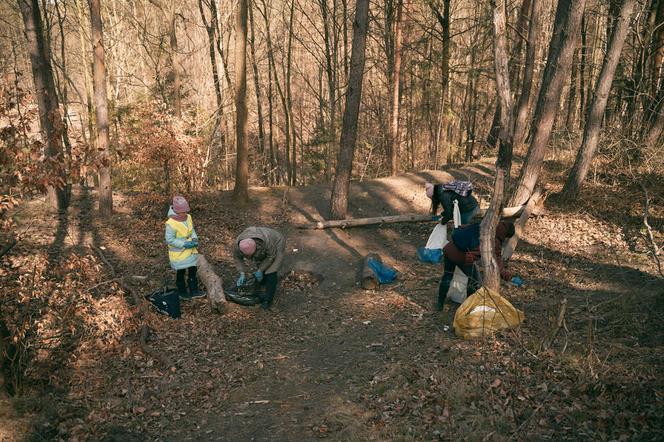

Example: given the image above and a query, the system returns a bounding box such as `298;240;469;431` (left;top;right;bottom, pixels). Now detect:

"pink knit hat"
239;238;256;256
172;195;190;213
425;182;434;199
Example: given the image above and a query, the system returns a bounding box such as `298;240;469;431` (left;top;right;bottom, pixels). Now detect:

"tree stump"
361;253;381;289
196;255;227;314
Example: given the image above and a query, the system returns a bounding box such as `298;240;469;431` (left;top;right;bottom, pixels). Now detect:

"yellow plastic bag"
453;287;525;339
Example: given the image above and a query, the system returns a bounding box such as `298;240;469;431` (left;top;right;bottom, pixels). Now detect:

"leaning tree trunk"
643;84;664;146
481;0;515;293
17;0;69;211
561;0;636;201
509;0;587;207
513;0;544;145
329;0;370;220
89;0;113;216
233;0;249;202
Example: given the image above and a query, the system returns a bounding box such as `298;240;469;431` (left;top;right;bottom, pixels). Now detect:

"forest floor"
1;156;663;441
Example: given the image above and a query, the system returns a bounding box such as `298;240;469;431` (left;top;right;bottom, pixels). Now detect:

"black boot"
187;267;205;299
176;269;188;299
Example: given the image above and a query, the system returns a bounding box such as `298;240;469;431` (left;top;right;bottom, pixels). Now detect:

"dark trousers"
176;266;198;293
437;256;481;307
256;272;278;306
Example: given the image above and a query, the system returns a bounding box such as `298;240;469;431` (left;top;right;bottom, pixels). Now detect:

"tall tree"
509;0;587;206
89;0;113;215
431;0;451;168
329;0;370;220
481;0;514;293
233;0;249;201
561;0;636;200
387;0;403;175
18;0;69;211
485;0;531;149
513;0;543;144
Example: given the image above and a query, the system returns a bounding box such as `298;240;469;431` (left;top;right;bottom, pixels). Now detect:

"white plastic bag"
425;224;447;249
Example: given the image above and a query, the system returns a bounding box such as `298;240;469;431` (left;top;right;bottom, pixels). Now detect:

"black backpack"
146;288;181;319
451;223;481;252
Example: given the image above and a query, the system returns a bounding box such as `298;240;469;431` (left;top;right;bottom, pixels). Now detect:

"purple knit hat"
172;195;190;213
239;238;256;256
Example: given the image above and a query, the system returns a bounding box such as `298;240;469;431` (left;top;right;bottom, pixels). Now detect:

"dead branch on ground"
539;298;568;353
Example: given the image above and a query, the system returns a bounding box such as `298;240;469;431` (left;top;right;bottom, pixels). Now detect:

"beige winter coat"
233;227;285;275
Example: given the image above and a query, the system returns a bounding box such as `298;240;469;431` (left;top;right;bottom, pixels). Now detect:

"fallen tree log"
361;253;381;289
196;255;227;314
297;205;526;230
502;187;544;261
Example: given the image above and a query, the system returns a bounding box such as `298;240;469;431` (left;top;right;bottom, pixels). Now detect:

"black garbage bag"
224;284;262;306
146;288;181;319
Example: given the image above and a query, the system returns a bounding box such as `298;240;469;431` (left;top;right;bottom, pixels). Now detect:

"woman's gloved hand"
183;240;197;249
510;276;523;287
254;271;264;282
236;272;246;287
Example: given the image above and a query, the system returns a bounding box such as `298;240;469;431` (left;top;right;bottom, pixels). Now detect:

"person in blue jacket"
165;196;204;299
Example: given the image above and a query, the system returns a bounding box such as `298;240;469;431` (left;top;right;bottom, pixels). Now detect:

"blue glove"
183;240;197;249
254;271;264;282
431;215;441;221
511;276;523;287
191;237;199;246
236;272;246;287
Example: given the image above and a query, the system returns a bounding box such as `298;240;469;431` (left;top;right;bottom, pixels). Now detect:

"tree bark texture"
17;0;69;211
510;0;587;207
248;2;266;182
388;0;403;176
513;0;543;143
233;0;249;201
88;0;113;216
329;0;370;220
486;0;531;148
481;0;514;293
562;0;636;200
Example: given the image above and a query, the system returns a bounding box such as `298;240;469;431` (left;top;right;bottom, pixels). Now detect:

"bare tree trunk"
481;0;515;293
486;0;531;148
233;0;249;201
562;0;636;200
88;0;113;215
432;0;450;169
566;47;579;131
198;0;223;186
329;0;369;220
579;14;587;130
17;0;69;211
387;0;403;176
319;0;337;181
643;84;664;146
168;0;181;117
509;0;587;207
513;0;543;145
248;3;266;184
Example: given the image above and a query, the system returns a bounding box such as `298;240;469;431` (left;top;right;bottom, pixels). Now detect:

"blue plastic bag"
417;247;443;263
367;257;398;284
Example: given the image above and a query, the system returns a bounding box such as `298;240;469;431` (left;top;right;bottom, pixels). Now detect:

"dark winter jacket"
442;222;512;281
434;186;479;223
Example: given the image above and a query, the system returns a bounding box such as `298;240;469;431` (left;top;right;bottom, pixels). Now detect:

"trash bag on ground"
453;287;524;339
146;288;181;319
224;283;262;306
367;257;398;284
